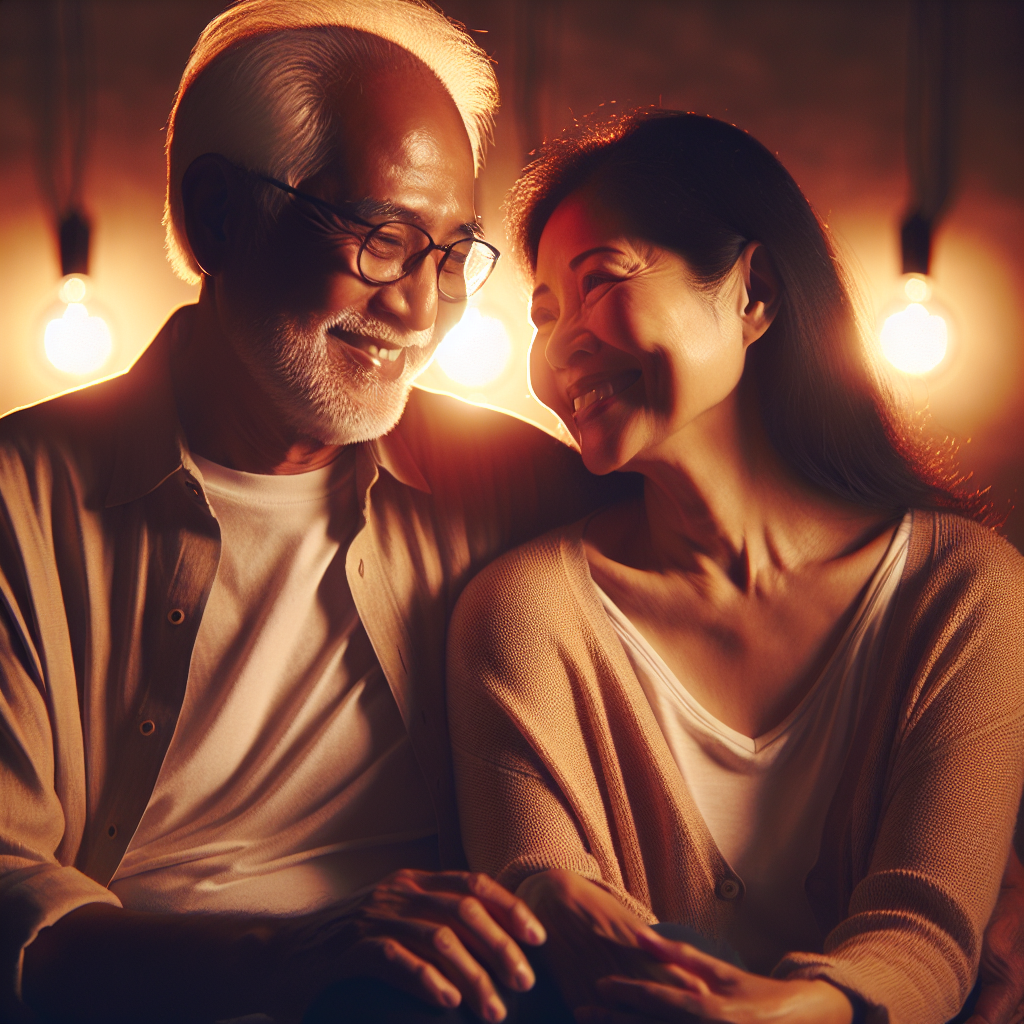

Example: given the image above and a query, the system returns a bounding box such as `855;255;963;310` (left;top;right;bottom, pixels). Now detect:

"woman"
446;111;1023;1024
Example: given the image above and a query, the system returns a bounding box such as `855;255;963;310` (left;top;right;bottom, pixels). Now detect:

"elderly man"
1;2;1021;1024
1;3;606;1022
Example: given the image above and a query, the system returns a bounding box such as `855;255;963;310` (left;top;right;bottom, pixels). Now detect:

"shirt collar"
105;306;432;508
104;307;191;508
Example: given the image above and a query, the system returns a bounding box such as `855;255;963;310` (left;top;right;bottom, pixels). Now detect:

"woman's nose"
544;318;601;371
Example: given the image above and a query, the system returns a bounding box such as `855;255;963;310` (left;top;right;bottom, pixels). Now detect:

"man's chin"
296;377;415;447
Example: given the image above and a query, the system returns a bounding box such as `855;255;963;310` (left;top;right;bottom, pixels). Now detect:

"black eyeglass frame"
254;172;500;301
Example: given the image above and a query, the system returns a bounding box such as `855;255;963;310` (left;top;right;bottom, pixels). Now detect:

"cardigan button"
717;878;742;901
139;719;156;736
167;608;185;625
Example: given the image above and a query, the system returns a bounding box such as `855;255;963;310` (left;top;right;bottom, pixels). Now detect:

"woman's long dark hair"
506;109;984;518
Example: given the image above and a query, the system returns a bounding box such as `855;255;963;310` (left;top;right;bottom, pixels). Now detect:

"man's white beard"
234;308;435;446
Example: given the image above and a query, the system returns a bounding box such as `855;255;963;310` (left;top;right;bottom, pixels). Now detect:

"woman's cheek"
528;331;578;439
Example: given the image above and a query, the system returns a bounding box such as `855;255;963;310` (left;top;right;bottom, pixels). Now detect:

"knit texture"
447;510;1024;1024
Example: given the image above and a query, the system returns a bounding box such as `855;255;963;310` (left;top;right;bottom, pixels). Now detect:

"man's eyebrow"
349;200;485;239
568;246;623;270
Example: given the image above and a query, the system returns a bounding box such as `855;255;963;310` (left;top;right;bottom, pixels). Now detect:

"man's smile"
328;326;409;381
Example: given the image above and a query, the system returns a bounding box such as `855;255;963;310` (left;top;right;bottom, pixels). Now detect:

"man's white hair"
164;0;498;284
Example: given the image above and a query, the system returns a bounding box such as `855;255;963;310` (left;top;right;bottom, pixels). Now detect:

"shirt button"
139;719;156;736
717;878;742;901
107;825;117;839
167;608;185;625
186;480;203;500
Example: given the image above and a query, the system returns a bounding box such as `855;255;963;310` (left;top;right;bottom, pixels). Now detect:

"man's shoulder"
395;387;588;490
399;386;570;457
0;373;128;470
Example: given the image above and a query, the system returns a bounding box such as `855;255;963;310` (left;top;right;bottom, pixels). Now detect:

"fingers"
346;935;463;1012
382;915;511;1023
595;975;706;1020
635;929;734;990
424;870;547;945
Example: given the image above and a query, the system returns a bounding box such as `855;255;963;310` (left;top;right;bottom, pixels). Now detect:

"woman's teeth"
573;382;615;413
366;344;401;363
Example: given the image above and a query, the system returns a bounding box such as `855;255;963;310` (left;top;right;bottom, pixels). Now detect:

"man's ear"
737;241;781;349
181;154;240;278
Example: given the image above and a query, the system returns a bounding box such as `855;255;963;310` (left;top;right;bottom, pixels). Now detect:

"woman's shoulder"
453;520;592;635
909;509;1024;599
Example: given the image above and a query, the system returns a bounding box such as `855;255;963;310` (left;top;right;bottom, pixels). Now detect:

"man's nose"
374;254;438;334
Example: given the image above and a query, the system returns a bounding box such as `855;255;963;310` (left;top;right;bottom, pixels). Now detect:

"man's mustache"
325;311;433;352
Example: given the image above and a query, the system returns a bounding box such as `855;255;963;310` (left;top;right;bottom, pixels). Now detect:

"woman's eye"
581;273;620;298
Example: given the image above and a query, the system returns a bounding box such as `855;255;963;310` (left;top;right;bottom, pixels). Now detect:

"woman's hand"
516;869;674;1008
967;847;1024;1024
575;929;853;1024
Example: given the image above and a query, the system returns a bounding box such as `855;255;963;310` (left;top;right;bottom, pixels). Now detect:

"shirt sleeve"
0;595;121;1022
775;533;1024;1024
446;553;654;924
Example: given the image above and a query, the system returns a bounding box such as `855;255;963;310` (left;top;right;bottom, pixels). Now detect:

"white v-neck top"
597;513;912;973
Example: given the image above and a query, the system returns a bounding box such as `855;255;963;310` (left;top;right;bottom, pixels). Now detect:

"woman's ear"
737;241;781;349
181;154;241;278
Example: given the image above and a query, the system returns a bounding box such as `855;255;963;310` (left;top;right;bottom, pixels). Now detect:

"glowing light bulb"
43;275;113;376
877;275;953;377
434;308;512;388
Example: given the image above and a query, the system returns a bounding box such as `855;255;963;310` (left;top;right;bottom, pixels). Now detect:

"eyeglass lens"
359;222;497;299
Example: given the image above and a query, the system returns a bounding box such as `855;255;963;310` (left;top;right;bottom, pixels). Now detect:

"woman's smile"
569;369;642;423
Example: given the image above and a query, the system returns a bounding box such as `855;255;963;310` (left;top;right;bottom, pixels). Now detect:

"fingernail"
441;989;461;1008
486;996;507;1022
525;923;546;944
514;965;534;991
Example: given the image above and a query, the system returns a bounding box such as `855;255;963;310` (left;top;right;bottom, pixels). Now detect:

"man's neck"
172;291;344;476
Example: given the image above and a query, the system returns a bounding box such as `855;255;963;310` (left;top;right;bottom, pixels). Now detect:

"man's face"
219;66;478;445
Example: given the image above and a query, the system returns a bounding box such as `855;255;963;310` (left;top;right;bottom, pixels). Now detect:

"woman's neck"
619;384;883;587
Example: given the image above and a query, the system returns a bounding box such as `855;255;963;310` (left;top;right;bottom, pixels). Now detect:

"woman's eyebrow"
568;245;624;270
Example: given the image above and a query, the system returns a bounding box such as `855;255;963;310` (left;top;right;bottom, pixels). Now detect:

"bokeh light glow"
880;301;949;375
434;307;512;388
44;300;113;375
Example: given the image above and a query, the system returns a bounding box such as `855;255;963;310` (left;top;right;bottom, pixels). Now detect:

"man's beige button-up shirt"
0;307;609;1014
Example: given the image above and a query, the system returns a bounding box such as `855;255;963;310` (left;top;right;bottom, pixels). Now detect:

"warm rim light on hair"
434;308;511;388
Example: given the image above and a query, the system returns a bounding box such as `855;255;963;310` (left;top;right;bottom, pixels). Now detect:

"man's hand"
575;930;853;1024
967;848;1024;1024
22;869;544;1023
273;868;546;1023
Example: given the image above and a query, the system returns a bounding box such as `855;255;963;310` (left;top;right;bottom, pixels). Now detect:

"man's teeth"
573;382;615;413
366;343;401;363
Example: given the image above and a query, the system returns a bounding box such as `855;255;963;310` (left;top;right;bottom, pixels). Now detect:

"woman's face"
531;191;752;476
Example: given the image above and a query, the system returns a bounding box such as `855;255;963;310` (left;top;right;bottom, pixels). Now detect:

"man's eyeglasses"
256;173;500;302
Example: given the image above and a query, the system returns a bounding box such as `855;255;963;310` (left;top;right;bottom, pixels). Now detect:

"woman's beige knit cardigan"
447;510;1024;1024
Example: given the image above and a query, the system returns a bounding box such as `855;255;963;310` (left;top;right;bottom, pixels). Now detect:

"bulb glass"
434;308;512;388
45;302;113;375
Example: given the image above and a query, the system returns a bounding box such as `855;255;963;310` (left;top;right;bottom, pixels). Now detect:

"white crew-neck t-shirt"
110;452;438;915
597;513;912;973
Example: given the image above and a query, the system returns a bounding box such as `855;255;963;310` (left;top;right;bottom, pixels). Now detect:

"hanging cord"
902;0;959;275
30;0;95;276
514;0;563;160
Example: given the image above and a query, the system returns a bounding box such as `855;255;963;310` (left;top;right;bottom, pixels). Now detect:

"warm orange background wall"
0;1;1020;547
